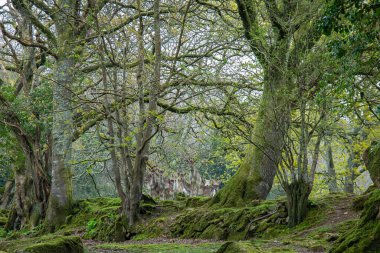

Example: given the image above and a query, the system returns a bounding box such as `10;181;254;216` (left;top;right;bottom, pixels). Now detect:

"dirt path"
256;196;359;253
300;195;359;237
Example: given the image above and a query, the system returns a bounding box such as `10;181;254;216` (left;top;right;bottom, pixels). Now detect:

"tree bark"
285;180;312;227
211;0;312;206
46;54;74;230
7;150;50;230
326;143;338;193
0;180;14;209
45;0;77;231
0;96;50;229
212;68;290;206
128;0;161;225
344;151;359;193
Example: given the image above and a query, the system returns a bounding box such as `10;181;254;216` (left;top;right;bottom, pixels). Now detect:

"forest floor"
83;194;359;253
0;193;361;253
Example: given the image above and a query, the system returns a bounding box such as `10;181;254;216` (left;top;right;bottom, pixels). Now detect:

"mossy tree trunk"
344;151;358;193
0;3;51;230
1;90;50;230
212;80;291;206
46;57;74;230
0;180;13;209
128;0;161;225
284;181;312;227
46;56;74;230
14;153;50;229
46;0;76;230
280;93;324;227
326;142;339;193
4;138;50;230
212;0;323;207
212;1;292;206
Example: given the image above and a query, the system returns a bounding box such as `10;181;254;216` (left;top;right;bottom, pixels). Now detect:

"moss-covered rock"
19;236;83;253
171;200;280;240
65;195;160;242
330;189;380;253
61;197;126;241
175;192;187;201
131;216;169;240
0;235;83;253
65;197;121;229
85;214;128;242
216;241;255;253
186;196;211;208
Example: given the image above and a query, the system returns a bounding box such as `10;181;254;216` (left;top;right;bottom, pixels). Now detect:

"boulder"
216;241;256;253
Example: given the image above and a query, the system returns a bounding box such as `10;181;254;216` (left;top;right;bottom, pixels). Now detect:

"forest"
0;0;379;252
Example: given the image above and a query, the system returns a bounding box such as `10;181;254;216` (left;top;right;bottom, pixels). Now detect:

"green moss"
0;228;7;238
95;242;223;253
84;214;127;242
216;241;297;253
60;197;125;241
186;197;211;208
140;203;156;215
0;235;83;253
131;216;169;240
170;194;336;240
21;236;83;253
0;217;7;227
175;192;187;201
0;209;8;228
171;200;279;240
330;189;380;253
211;151;263;207
367;142;380;187
45;196;73;232
160;199;187;210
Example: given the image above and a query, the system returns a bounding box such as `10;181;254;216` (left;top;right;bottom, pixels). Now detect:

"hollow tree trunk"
285;180;312;227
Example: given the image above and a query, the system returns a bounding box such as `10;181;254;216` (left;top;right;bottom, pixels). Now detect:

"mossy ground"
330;189;380;253
0;234;83;253
93;242;222;253
0;193;367;253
